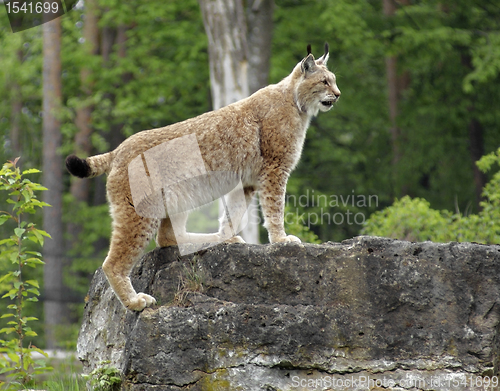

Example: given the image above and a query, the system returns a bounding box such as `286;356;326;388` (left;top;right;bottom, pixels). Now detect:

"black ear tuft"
307;44;312;55
324;42;329;56
66;154;91;178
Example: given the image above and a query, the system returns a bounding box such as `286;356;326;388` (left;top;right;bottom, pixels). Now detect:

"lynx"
66;44;341;311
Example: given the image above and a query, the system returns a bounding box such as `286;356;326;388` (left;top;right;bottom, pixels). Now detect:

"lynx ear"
301;54;317;74
316;42;330;66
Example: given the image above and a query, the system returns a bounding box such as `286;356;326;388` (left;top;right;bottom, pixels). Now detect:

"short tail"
66;152;114;178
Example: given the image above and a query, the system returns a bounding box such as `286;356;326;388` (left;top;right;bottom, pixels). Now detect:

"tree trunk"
10;79;22;159
198;0;249;109
71;0;99;204
42;15;66;349
244;0;274;243
198;0;274;243
246;0;274;95
385;55;400;165
67;0;100;298
383;0;409;197
9;22;24;159
461;53;486;211
92;23;128;207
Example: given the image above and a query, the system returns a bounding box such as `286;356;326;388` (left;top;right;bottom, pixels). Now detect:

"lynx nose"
333;88;341;101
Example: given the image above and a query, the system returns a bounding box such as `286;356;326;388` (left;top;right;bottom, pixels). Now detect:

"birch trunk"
198;0;274;244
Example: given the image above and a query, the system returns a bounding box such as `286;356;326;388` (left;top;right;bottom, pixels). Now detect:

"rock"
77;236;500;390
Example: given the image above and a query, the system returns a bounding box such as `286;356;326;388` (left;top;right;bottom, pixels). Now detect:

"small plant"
173;255;210;306
0;158;52;390
82;361;121;391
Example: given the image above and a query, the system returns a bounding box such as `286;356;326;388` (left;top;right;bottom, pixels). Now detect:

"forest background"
0;0;500;349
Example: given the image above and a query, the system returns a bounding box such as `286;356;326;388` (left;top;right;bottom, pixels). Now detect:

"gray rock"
77;236;500;390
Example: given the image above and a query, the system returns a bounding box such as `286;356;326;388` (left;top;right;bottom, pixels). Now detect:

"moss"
199;368;243;391
446;338;458;356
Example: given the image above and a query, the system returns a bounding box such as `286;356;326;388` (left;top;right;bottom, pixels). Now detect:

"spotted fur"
66;46;340;310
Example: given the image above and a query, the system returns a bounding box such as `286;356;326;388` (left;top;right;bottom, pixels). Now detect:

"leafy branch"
0;158;52;390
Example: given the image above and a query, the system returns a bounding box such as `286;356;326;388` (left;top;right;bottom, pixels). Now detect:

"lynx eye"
322;79;329;86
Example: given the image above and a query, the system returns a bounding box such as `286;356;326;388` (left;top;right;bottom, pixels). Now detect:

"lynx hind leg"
156;213;187;247
102;203;159;311
156;186;253;247
219;186;255;244
156;212;218;245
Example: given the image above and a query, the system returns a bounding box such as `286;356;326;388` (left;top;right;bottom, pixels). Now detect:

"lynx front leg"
102;208;159;311
259;169;301;243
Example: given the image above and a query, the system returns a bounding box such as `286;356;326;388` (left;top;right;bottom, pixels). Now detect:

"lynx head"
292;43;341;116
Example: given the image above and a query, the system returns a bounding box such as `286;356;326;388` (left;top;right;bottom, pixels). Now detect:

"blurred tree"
198;0;249;109
42;14;67;349
388;0;500;211
383;0;410;197
9;49;23;158
272;0;391;242
198;0;274;243
62;0;211;300
274;0;500;242
0;28;43;168
70;0;98;204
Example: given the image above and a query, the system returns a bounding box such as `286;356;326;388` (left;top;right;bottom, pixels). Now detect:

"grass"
172;255;210;306
23;376;87;390
8;353;87;391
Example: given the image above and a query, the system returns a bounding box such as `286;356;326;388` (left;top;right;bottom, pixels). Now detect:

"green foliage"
63;195;111;296
472;148;500;243
274;0;500;243
387;0;500;205
82;362;121;391
31;377;85;391
361;196;452;242
18;356;86;391
0;26;43;167
63;0;209;145
0;158;52;390
363;148;500;244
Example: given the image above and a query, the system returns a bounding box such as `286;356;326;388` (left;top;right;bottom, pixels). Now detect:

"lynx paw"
273;235;301;243
126;293;157;311
224;235;246;244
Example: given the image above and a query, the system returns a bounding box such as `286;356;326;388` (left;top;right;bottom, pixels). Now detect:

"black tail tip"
66;154;91;178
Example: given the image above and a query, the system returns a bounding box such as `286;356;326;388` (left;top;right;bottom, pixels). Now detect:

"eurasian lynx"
66;44;340;311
